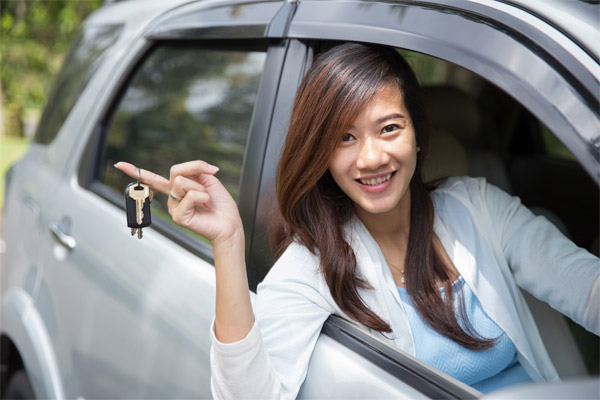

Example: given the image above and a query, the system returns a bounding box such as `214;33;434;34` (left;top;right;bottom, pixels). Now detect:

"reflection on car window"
101;43;266;233
33;24;122;145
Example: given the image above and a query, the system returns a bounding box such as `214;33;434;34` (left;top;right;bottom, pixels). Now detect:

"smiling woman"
115;43;599;399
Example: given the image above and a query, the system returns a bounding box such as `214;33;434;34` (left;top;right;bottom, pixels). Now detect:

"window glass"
100;43;266;234
34;24;122;145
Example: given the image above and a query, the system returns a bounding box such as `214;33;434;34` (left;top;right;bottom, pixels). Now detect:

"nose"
356;136;388;170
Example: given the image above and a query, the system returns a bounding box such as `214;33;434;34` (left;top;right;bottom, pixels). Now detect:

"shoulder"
261;241;323;288
430;176;487;208
430;176;511;209
256;240;335;315
432;176;485;196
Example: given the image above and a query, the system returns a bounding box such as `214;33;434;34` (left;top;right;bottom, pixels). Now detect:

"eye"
382;124;400;134
342;133;356;142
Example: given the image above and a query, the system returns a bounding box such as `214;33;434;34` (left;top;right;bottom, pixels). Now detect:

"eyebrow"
350;113;407;129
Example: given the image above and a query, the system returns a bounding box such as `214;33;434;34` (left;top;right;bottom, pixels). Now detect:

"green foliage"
0;0;102;138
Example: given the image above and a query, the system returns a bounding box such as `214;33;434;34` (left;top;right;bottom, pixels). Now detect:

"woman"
115;43;599;398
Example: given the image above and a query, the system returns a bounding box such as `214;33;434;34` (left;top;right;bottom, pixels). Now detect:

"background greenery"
0;0;102;207
1;0;102;139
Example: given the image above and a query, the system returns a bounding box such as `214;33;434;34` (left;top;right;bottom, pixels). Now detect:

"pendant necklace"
385;259;405;284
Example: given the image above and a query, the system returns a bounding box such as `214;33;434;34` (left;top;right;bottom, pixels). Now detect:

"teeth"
360;173;392;186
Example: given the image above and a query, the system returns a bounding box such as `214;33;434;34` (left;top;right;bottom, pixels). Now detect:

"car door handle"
48;222;77;250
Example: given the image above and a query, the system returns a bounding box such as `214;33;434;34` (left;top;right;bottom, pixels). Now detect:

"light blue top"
397;276;532;394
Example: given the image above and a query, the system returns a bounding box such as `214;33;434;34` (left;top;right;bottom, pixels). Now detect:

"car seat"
421;85;513;193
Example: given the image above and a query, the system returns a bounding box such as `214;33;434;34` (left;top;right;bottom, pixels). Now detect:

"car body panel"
1;288;64;399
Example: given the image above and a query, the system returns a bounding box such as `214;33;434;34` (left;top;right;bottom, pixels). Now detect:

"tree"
0;0;102;138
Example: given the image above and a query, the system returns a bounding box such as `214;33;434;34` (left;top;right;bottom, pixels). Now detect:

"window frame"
322;316;480;399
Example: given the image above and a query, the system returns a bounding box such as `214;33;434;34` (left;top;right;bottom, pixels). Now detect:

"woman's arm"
210;242;333;399
479;180;599;334
114;161;254;342
115;161;332;399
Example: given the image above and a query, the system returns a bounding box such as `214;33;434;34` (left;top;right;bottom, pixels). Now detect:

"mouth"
357;172;395;186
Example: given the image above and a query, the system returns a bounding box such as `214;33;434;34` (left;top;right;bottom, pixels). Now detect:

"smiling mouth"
358;172;394;186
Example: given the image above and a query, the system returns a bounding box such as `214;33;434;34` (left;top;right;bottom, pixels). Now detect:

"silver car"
2;0;598;398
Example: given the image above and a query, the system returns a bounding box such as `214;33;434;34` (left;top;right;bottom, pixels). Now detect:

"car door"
31;1;287;398
249;0;599;398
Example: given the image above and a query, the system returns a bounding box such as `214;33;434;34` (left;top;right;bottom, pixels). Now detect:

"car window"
33;24;122;145
99;42;266;238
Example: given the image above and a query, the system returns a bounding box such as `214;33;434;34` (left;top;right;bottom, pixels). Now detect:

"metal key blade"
128;184;150;225
136;199;144;224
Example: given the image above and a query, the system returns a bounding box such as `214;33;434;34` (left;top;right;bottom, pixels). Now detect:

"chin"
355;200;399;215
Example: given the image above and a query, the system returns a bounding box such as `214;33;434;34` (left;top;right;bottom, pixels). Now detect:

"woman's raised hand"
114;161;243;246
116;160;254;342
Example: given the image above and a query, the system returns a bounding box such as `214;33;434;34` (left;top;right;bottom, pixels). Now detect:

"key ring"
137;167;141;187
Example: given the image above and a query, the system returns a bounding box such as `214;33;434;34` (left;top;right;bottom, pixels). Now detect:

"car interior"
404;48;599;378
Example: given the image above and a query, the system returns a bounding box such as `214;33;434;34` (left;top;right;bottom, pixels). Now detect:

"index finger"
169;160;219;181
114;161;170;195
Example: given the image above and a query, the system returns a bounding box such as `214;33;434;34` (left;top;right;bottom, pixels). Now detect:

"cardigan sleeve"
473;179;600;335
210;242;334;399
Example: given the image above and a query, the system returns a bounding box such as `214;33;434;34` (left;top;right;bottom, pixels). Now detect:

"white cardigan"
210;177;599;399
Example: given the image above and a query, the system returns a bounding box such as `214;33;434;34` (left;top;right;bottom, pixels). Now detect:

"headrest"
421;85;480;146
421;129;469;183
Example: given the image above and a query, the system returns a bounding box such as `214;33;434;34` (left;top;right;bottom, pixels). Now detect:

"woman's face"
329;83;417;216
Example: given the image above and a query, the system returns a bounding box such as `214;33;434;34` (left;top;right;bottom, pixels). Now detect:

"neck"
355;187;412;247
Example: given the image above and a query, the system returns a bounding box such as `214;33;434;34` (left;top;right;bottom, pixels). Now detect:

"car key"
125;168;153;239
126;182;152;239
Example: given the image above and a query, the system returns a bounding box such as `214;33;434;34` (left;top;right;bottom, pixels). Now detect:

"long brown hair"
271;43;496;350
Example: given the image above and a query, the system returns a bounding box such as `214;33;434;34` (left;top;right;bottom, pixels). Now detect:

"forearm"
484;181;600;333
213;229;255;343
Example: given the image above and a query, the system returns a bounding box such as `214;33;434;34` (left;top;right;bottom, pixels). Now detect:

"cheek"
391;142;416;164
328;150;353;185
397;132;418;165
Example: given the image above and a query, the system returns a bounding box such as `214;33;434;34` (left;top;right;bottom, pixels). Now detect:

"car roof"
94;0;598;61
499;0;599;61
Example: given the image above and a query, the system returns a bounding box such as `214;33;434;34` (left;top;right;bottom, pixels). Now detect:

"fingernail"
113;162;120;168
209;164;219;173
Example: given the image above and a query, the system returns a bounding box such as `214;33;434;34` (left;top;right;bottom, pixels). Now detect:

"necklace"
385;259;405;284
